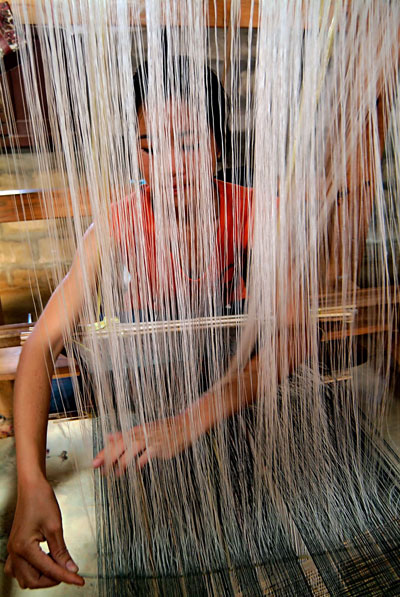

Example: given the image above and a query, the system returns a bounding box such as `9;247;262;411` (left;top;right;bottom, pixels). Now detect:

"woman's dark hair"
132;56;229;153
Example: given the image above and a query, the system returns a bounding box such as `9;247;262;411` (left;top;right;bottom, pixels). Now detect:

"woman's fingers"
7;556;60;589
94;431;146;473
117;425;174;471
46;525;79;573
4;555;12;576
24;546;84;586
93;435;125;471
114;438;148;474
136;445;156;469
93;432;123;468
92;450;104;468
102;438;126;473
93;418;188;475
7;544;84;588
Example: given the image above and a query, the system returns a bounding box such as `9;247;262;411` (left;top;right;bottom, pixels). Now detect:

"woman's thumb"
47;529;79;572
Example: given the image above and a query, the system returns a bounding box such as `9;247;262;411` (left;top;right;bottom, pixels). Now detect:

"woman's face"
137;100;219;213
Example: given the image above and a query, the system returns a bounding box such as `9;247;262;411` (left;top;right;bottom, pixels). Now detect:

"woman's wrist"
180;391;219;442
17;466;48;492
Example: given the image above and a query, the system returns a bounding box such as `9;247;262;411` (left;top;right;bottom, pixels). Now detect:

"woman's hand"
5;479;84;589
93;414;197;474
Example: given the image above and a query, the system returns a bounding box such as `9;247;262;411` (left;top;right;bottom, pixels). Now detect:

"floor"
0;363;399;596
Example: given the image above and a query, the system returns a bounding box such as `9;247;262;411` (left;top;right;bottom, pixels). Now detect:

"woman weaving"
5;58;296;590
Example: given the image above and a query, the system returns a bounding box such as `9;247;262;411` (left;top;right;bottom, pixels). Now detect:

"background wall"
0;219;74;323
0;151;75;323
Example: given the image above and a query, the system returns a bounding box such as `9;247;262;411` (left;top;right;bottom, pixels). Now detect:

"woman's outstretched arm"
5;224;99;590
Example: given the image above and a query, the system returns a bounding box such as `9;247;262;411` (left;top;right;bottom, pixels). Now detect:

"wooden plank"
0;322;31;348
0;345;78;380
0;188;92;222
9;1;259;28
8;0;38;25
208;1;259;28
320;286;400;310
319;286;399;342
321;325;391;343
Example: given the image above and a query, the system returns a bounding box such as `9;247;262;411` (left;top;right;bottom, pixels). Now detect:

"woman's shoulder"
111;183;151;214
215;168;253;191
110;184;153;241
215;173;253;209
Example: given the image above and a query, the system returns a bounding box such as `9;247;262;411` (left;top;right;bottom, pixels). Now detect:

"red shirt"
111;179;252;312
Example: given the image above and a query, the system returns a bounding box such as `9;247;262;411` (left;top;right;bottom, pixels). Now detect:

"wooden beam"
208;1;259;28
8;0;37;25
9;1;259;28
0;345;78;380
319;286;400;342
0;188;92;222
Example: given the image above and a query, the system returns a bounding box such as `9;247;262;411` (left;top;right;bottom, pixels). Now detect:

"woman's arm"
93;351;260;473
93;309;304;474
5;224;99;590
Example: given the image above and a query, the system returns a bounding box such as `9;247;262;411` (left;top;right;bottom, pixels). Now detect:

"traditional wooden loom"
1;2;400;595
